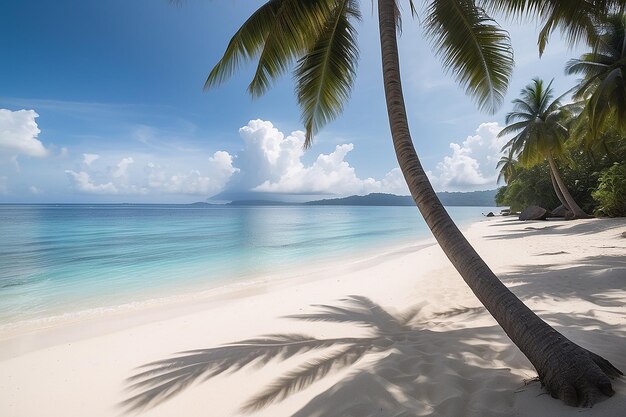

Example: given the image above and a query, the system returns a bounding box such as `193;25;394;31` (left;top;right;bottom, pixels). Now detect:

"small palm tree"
496;149;517;184
180;0;622;406
566;13;626;141
499;78;589;218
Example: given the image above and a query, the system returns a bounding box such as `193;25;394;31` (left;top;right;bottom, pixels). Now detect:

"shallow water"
0;204;499;325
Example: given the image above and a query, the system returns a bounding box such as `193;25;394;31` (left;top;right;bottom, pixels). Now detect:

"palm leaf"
424;0;513;113
497;120;528;137
205;0;334;96
204;0;282;90
481;0;621;55
295;0;360;148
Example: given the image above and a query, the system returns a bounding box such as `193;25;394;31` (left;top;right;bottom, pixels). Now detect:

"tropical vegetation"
498;11;626;219
148;0;625;411
498;78;590;218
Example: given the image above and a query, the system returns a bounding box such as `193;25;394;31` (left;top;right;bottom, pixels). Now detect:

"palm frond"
204;0;282;90
205;0;335;96
295;0;360;148
481;0;621;55
247;0;336;97
497;120;529;137
424;0;513;113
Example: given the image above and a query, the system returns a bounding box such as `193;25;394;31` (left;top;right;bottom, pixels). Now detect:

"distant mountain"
305;193;413;206
223;191;498;207
305;191;498;207
189;202;217;207
436;190;498;206
227;200;296;206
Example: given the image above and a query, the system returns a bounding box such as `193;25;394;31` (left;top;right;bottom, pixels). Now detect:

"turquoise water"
0;204;497;325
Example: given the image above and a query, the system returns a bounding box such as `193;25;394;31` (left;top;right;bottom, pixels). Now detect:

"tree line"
496;14;626;218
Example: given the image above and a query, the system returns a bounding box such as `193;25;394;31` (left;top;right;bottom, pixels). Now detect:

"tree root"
540;346;622;407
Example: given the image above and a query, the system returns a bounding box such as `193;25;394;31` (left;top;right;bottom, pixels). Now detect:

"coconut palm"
178;0;622;407
566;13;626;142
496;149;517;184
499;78;590;217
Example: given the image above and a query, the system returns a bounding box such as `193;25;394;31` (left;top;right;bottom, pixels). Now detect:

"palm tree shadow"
120;296;509;416
121;296;624;416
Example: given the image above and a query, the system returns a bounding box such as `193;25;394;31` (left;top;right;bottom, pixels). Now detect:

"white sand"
0;216;624;417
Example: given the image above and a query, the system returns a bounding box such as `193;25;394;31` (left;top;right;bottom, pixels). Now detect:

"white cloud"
29;185;42;195
232;120;409;196
0;109;49;157
428;122;505;191
112;157;134;178
83;153;100;166
65;150;237;197
60;120;408;199
65;170;118;194
144;151;238;195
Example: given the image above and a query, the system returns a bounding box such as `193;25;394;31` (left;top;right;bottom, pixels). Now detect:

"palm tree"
499;78;589;217
193;0;622;406
496;149;517;184
566;13;626;142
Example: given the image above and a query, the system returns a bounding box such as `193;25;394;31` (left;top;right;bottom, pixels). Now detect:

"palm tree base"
538;341;622;407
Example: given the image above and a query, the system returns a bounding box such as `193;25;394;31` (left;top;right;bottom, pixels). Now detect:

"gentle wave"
0;204;497;326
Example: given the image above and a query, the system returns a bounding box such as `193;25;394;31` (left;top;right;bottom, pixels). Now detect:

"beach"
0;216;624;417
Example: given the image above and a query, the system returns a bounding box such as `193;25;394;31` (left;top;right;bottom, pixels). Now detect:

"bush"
495;163;559;212
593;163;626;217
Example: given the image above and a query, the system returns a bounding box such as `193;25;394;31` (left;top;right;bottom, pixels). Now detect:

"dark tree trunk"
377;0;620;407
547;154;590;219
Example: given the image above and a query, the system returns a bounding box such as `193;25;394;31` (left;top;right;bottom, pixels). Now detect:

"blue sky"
1;0;584;203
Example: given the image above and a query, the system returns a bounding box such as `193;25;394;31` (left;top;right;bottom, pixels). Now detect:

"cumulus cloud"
230;120;408;196
65;151;237;196
65;170;118;194
61;119;407;199
112;157;134;178
83;153;100;166
0;109;49;157
428;122;505;191
145;151;238;195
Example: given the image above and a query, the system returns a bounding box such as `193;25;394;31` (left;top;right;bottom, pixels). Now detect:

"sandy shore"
0;216;624;417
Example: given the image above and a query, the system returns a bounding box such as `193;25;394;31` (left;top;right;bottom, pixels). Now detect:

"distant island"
221;190;498;207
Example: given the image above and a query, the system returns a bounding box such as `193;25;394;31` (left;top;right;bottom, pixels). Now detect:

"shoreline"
0;231;439;354
1;216;624;417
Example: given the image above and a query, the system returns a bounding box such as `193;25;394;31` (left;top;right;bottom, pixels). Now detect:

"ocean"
0;204;498;327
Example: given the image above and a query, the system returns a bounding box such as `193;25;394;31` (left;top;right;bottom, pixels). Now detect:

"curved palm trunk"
377;0;620;407
549;168;571;212
547;154;590;219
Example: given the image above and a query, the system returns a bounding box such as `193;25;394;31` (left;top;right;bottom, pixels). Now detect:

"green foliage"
566;14;626;141
499;78;570;167
593;163;626;217
480;1;626;55
494;163;559;212
496;127;626;215
424;0;514;113
296;0;360;146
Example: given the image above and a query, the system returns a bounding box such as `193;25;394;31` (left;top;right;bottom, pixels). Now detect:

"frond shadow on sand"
121;295;625;417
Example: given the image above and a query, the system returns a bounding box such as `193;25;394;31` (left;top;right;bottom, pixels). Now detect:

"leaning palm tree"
499;78;589;217
192;0;622;406
566;13;626;142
